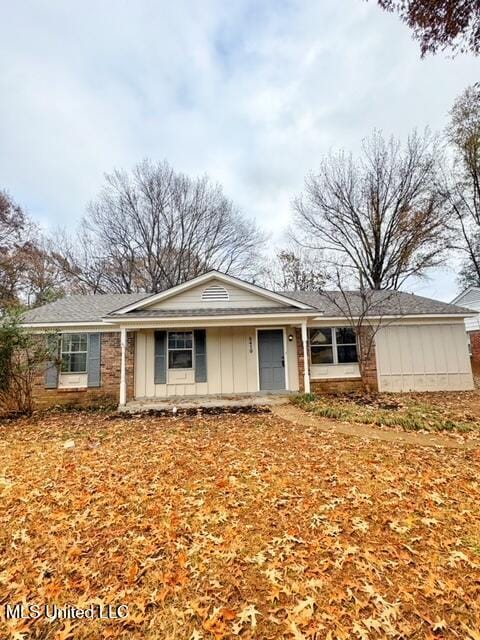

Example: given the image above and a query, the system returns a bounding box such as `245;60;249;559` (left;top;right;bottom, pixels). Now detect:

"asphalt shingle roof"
21;288;473;325
22;293;150;324
280;289;474;318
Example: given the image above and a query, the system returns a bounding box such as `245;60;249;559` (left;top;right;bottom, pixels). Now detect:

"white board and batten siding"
376;323;473;392
135;327;299;398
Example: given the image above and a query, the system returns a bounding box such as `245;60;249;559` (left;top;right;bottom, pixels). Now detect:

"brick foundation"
310;378;363;394
32;331;135;409
296;326;378;394
468;330;480;388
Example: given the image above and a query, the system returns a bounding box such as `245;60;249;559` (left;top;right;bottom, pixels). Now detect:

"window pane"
337;344;358;363
61;353;87;373
311;346;334;364
71;335;87;352
62;333;87;353
168;332;192;349
70;353;87;372
61;354;70;372
169;349;193;369
336;327;356;345
310;328;332;345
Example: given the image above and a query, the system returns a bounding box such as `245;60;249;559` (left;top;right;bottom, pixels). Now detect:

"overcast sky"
1;0;478;300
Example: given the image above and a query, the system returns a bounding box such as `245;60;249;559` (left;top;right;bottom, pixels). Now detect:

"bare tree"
442;83;480;289
49;160;267;294
21;241;67;307
293;130;448;290
313;268;407;393
374;0;480;57
0;191;66;311
263;247;328;292
0;190;29;310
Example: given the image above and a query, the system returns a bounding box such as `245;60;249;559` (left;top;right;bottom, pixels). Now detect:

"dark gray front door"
258;329;285;391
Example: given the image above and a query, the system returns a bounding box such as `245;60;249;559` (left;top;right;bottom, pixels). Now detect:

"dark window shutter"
87;333;101;387
45;334;60;389
194;329;207;383
154;331;167;384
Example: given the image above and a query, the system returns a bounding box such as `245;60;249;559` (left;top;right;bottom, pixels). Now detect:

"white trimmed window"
168;331;193;369
61;333;88;373
309;327;358;365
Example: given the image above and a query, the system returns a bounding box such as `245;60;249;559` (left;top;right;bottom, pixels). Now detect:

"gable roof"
21;286;474;326
112;270;313;313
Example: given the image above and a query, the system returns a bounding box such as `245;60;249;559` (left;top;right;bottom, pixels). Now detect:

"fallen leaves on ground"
0;410;479;638
294;390;480;436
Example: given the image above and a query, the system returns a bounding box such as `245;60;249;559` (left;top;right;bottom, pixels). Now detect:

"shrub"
0;309;53;415
292;393;316;407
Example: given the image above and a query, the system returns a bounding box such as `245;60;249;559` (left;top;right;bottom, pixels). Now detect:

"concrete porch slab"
119;392;294;413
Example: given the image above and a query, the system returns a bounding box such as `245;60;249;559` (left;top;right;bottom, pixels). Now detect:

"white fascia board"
112;271;313;313
309;313;476;322
103;311;320;325
451;286;479;305
21;321;117;330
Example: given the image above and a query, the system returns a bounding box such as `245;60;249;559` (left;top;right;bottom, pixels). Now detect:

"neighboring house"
21;270;475;408
451;286;480;381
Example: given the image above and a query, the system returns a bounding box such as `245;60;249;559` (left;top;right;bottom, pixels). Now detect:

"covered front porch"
117;319;312;406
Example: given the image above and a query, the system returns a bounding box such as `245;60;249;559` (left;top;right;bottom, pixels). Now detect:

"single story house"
21;270;475;408
451;286;480;382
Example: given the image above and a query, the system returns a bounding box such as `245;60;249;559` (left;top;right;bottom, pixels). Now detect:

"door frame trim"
255;327;289;392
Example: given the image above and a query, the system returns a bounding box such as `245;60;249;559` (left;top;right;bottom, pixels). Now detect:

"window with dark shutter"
194;329;207;382
154;331;167;384
45;334;60;388
87;333;101;387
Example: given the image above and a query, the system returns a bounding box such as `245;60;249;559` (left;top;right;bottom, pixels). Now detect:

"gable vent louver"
201;285;229;301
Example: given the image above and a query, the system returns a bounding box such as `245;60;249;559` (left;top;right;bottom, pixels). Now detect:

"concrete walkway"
272;404;479;450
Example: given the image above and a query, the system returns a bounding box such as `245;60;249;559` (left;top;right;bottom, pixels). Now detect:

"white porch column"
119;327;127;406
301;320;310;394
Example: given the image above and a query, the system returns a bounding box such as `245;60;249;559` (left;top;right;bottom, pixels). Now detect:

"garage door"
375;323;474;392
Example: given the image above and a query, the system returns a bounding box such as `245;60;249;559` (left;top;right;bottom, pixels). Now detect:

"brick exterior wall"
295;328;305;391
296;325;378;394
32;331;135;409
468;330;480;388
357;325;379;392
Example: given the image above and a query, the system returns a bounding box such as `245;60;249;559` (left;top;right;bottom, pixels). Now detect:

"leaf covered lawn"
293;391;480;434
1;411;480;639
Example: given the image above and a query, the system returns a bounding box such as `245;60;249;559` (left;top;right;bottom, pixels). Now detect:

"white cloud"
0;0;477;298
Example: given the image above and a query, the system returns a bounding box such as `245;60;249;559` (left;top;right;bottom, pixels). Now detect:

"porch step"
119;392;294;413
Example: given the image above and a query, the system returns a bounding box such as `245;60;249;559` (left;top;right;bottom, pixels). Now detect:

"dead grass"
1;411;480;639
293;390;480;433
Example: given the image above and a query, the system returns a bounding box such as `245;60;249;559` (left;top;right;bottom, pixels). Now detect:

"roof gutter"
20;321;117;329
103;310;322;324
309;313;476;321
